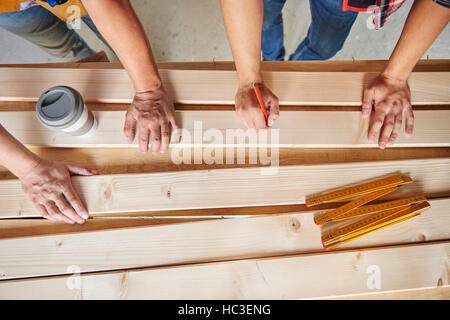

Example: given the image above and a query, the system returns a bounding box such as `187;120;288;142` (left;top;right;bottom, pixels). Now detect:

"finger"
124;112;137;144
64;163;97;176
403;101;414;136
160;121;170;153
61;183;89;220
388;114;403;145
267;96;279;127
35;203;56;222
362;88;374;118
169;114;182;143
138;126;150;153
150;123;162;153
55;196;85;224
45;201;74;224
368;108;386;142
378;114;395;149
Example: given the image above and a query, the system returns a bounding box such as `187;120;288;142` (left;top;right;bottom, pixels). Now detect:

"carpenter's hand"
19;160;96;224
124;88;181;153
362;73;414;149
235;82;279;130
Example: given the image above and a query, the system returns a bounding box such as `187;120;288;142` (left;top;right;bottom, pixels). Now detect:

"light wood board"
2;110;450;148
327;286;450;300
0;158;449;218
0;242;447;299
0;68;449;105
0;198;448;280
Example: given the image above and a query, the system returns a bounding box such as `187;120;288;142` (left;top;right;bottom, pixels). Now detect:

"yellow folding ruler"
321;201;431;249
306;175;412;207
305;175;430;249
307;175;414;224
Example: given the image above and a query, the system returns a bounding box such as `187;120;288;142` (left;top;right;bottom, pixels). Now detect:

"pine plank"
327;286;450;300
1;158;449;218
2;110;450;148
0;68;448;105
0;242;447;299
0;198;448;280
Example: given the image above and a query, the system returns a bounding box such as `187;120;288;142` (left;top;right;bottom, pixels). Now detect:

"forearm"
220;0;263;86
0;125;40;178
81;0;161;92
384;0;450;80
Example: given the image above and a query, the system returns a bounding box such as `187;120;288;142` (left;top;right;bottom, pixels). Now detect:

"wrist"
382;63;411;83
13;152;42;180
237;73;263;88
133;75;163;93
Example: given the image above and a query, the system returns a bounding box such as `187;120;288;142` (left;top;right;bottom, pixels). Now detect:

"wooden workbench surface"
0;60;448;300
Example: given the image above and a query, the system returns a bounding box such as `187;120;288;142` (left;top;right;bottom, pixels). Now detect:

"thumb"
64;162;97;176
123;112;137;144
362;88;374;118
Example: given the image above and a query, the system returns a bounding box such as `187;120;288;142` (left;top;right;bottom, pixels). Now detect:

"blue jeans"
262;0;358;61
0;5;111;60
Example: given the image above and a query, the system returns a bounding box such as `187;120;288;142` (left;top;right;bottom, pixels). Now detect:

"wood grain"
0;242;447;299
0;198;448;280
0;159;449;218
0;67;448;105
327;286;450;300
2;110;450;148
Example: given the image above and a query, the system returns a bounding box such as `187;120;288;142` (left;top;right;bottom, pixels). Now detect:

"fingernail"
362;110;369;117
379;142;386;149
77;220;85;224
82;213;89;219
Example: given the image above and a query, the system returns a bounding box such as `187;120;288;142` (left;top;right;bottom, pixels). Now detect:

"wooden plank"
0;198;448;280
2;110;450;148
0;242;447;299
327;286;450;300
1;158;449;218
3;59;449;72
0;68;448;105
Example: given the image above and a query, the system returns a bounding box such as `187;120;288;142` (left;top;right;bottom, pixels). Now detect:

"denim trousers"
262;0;358;61
0;5;111;60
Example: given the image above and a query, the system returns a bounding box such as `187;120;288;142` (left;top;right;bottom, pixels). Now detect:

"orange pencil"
253;83;269;123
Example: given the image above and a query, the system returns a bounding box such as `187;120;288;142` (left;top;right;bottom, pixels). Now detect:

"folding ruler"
305;175;430;249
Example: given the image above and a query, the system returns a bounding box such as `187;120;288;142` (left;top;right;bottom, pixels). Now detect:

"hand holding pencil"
234;82;279;130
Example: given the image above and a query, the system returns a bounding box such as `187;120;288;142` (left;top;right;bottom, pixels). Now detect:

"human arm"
81;0;180;153
220;0;279;129
0;125;95;224
363;0;450;148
